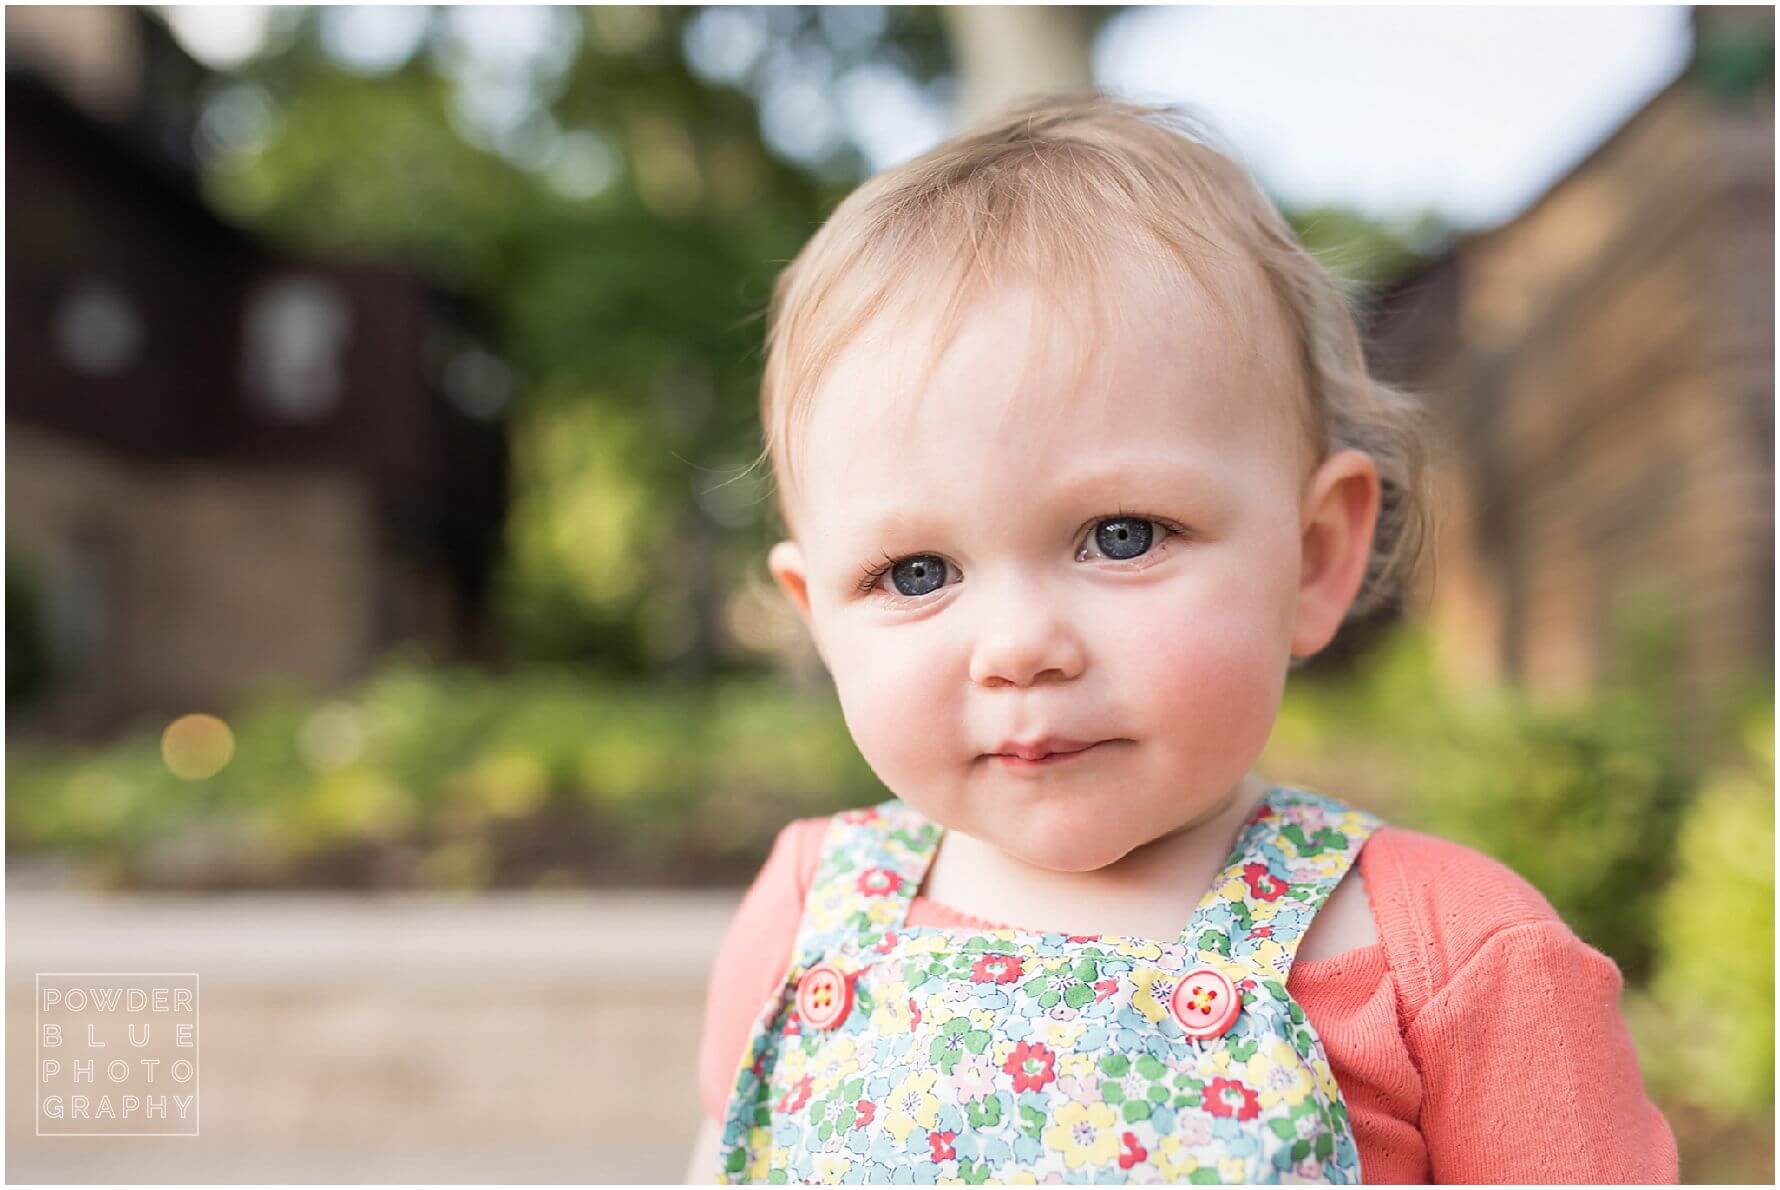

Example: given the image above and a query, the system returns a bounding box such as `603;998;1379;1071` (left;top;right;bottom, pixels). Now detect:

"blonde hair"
754;90;1430;623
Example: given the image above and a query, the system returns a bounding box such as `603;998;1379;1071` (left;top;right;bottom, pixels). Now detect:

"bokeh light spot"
162;714;236;781
298;702;367;772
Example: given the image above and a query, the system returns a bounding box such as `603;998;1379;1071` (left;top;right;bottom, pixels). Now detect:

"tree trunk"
942;6;1096;127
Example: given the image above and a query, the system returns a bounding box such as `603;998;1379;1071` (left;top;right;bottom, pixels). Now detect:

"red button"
1171;966;1240;1040
795;963;852;1031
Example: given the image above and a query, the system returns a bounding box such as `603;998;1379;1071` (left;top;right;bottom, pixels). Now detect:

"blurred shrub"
1638;696;1773;1116
7;656;877;890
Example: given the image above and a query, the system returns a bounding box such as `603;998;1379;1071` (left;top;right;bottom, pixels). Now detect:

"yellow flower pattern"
1155;1135;1202;1181
883;1067;941;1144
1130;967;1178;1025
1043;1100;1121;1169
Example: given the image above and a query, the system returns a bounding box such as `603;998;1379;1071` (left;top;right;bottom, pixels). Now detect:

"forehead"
791;248;1302;533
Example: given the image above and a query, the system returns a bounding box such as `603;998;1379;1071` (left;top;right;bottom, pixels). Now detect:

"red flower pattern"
853;1099;876;1130
777;1074;813;1115
1002;1040;1058;1093
1093;978;1120;1003
1241;861;1289;902
857;867;902;897
1203;1075;1261;1122
1118;1131;1148;1169
874;930;901;954
969;953;1024;984
908;997;922;1032
928;1130;957;1163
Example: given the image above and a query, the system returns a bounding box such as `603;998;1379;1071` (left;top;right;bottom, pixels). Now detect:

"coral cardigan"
697;819;1678;1184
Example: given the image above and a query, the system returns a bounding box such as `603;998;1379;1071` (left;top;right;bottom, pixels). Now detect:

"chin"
997;814;1142;874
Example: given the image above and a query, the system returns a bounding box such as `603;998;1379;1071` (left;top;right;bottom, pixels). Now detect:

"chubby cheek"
825;623;965;803
1124;581;1290;787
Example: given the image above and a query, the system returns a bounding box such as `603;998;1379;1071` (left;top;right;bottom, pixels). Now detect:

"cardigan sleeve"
1404;918;1678;1183
695;817;830;1123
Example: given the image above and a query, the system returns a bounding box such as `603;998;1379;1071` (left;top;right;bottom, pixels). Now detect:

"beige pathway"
6;883;740;1183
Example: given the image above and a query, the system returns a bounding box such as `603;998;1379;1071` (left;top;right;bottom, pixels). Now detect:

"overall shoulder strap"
1177;784;1383;976
789;799;940;970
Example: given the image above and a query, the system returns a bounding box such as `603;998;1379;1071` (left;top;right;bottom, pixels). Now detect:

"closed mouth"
988;740;1116;766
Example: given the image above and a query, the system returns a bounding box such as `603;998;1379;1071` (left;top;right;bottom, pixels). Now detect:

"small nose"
967;582;1086;688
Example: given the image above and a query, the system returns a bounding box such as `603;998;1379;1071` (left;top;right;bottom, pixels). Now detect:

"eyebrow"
844;454;1230;544
1043;455;1231;508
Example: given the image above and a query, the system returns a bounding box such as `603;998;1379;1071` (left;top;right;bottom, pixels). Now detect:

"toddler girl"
689;93;1676;1184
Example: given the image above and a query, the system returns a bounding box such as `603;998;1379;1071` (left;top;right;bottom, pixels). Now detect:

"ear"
1289;449;1382;659
767;538;817;634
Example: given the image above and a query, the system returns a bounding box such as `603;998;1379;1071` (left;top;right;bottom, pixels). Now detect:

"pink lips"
989;738;1106;767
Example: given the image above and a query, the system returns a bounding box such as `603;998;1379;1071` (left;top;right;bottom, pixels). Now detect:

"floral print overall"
717;785;1381;1184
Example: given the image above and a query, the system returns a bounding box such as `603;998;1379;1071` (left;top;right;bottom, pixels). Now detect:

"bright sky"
161;4;1695;231
1093;5;1694;227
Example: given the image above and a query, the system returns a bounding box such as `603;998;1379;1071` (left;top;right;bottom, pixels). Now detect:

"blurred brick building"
6;9;510;737
1370;6;1774;720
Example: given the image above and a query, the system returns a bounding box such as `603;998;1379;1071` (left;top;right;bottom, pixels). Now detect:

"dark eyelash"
853;512;1189;597
854;551;898;595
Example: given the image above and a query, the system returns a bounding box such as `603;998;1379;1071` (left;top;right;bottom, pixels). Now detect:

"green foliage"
207;67;539;287
1691;14;1776;101
1285;206;1450;292
6;656;876;889
1639;697;1774;1116
495;396;657;665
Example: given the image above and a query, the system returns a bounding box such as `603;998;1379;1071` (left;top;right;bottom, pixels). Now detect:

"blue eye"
889;554;946;598
1093;517;1153;560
